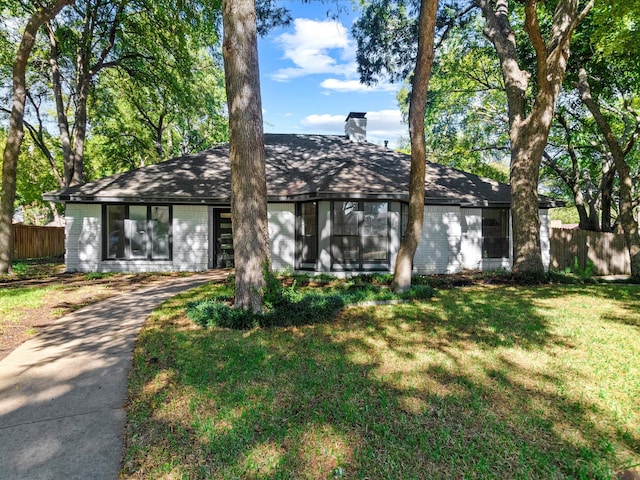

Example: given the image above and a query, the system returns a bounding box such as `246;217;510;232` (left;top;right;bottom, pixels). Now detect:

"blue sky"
258;2;408;148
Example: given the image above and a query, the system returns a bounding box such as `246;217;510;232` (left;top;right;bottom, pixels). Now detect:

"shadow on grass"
123;284;640;479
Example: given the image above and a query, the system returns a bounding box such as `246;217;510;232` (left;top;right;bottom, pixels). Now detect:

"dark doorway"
213;209;234;268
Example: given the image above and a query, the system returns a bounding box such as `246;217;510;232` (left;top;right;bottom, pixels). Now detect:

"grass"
0;259;190;351
0;259;67;331
122;281;640;479
0;286;58;329
0;258;65;279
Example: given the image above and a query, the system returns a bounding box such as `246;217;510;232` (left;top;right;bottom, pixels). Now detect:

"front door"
213;209;234;268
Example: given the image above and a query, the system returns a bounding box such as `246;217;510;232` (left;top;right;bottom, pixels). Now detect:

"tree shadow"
123;284;639;478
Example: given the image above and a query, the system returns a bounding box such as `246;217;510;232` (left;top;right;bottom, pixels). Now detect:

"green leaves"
352;0;421;85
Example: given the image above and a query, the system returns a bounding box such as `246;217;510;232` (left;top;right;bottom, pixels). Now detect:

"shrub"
187;272;438;330
400;285;437;301
187;300;259;329
353;273;393;285
260;292;345;327
187;287;345;330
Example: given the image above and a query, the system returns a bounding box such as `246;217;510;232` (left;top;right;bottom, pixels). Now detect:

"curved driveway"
0;271;227;479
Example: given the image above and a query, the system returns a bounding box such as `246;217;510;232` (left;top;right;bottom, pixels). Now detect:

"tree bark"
0;0;73;274
600;157;615;232
391;0;439;293
70;68;90;185
478;0;592;278
221;0;271;311
577;68;640;278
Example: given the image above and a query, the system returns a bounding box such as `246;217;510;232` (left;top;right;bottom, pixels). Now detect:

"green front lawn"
123;282;640;479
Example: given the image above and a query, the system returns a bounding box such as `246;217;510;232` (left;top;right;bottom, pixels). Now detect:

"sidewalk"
0;271;226;479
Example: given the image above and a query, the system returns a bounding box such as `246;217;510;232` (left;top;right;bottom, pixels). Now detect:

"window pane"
401;203;409;236
151;206;170;259
106;205;125;259
482;209;509;258
333;201;359;235
151;207;170;259
363;202;388;233
126;206;147;258
332;235;359;262
300;203;317;264
126;220;147;258
363;202;388;262
363;236;388;261
129;205;146;221
332;202;360;266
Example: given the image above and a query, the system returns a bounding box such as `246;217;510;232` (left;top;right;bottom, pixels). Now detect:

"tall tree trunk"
70;69;90;185
478;0;592;278
0;0;73;274
221;0;271;312
600;157;615;232
391;0;439;293
577;68;640;278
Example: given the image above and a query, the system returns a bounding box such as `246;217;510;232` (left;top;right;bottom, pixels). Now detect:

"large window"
104;205;171;260
482;208;509;258
332;201;360;267
362;202;389;262
331;201;390;270
296;202;318;269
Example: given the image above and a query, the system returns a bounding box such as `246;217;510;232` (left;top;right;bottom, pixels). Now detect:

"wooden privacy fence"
550;227;630;275
12;224;65;260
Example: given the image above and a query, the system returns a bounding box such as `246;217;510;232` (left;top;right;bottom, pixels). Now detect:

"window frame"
295;201;319;270
102;204;173;261
330;200;391;271
481;208;510;259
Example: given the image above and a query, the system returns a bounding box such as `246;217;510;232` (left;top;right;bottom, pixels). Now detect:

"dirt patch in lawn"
0;264;194;361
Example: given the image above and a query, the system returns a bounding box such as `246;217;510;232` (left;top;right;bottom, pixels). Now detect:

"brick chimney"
345;112;367;142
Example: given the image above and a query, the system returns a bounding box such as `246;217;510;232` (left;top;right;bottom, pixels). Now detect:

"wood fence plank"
550;227;630;275
12;225;65;260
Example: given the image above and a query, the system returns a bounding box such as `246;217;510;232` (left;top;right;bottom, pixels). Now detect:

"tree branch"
89;0;126;75
542;150;573;187
524;0;548;88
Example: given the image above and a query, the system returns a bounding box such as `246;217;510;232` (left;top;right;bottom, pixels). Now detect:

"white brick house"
45;113;559;275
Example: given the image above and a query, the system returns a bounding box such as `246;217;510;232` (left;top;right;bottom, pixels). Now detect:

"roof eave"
45;193;232;205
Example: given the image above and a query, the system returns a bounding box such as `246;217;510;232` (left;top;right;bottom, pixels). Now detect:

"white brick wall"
65;203;209;272
267;203;295;271
172;205;209;271
413;205;462;274
460;207;513;272
64;202;552;275
460;208;482;270
65;203;101;272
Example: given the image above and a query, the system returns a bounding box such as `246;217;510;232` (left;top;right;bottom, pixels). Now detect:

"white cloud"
367;110;406;137
320;78;399;93
367;110;407;147
300;114;345;132
271;18;356;81
298;109;407;148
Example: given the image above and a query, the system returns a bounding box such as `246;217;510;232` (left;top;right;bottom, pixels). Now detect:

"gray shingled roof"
44;133;561;207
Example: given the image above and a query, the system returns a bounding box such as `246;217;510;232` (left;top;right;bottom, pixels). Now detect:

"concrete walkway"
0;271;227;479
